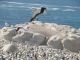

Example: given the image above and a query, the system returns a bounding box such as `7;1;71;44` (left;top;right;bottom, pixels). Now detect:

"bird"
30;7;46;22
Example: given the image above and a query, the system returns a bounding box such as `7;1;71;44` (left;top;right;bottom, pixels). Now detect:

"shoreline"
0;21;80;60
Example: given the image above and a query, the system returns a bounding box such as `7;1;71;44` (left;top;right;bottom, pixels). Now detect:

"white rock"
44;23;54;27
47;35;63;49
2;43;18;54
5;22;10;27
26;23;57;38
31;21;43;25
17;28;27;33
30;33;46;45
1;27;17;41
12;31;33;43
76;29;80;35
62;33;80;52
15;23;27;28
70;28;77;33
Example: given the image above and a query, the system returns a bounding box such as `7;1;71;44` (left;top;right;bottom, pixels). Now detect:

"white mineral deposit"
0;21;80;60
47;35;63;49
2;43;18;54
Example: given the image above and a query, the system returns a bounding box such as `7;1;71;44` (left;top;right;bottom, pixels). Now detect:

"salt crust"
0;21;80;53
2;43;18;54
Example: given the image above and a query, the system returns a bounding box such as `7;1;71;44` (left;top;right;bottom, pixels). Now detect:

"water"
0;0;80;28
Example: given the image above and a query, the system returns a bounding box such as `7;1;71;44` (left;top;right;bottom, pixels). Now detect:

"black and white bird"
30;7;46;22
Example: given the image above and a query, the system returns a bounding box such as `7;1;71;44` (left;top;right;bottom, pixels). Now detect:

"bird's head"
41;7;46;10
41;7;47;14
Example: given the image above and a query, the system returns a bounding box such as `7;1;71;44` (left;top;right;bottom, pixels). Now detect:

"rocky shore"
0;21;80;60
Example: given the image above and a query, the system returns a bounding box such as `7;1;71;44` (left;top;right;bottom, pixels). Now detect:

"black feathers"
30;7;46;22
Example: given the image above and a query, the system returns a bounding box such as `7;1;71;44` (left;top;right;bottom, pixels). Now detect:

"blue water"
0;0;80;28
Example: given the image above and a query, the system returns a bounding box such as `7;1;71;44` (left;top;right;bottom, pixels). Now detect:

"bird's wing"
32;8;41;17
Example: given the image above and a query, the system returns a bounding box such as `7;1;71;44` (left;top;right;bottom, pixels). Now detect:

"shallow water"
0;1;80;28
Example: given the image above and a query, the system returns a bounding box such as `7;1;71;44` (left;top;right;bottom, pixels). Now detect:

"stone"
1;27;17;41
26;23;57;38
47;35;63;49
2;43;18;54
62;33;80;52
30;33;46;45
12;31;33;43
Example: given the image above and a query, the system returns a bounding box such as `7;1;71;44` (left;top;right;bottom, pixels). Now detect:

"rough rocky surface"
0;44;80;60
0;21;80;60
47;35;63;50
